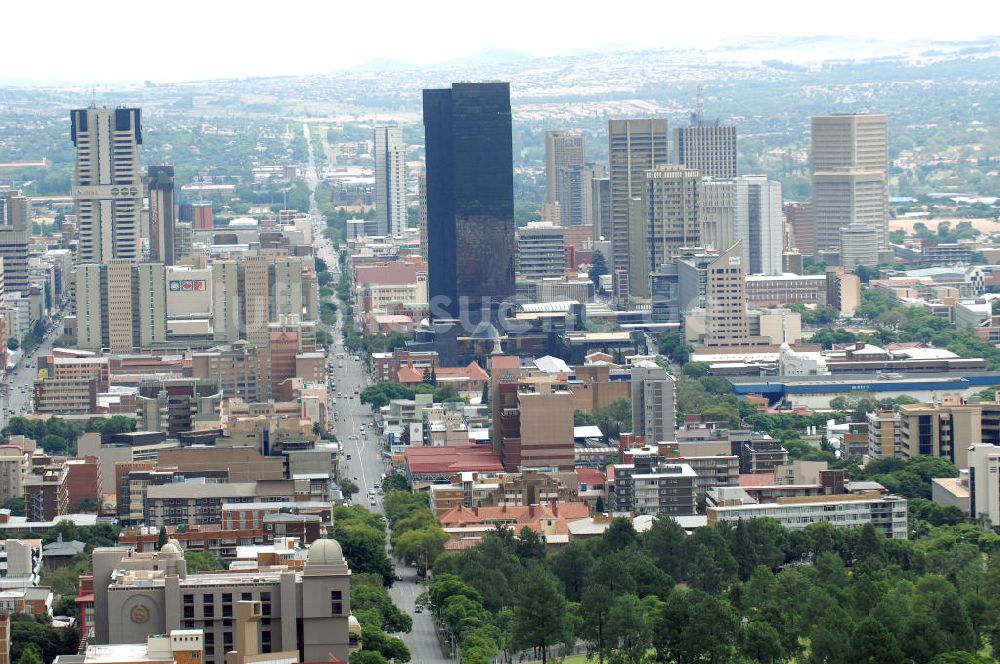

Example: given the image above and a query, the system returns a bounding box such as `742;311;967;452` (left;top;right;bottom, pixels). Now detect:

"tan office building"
92;539;353;664
897;396;994;470
608;119;669;274
704;242;751;346
673;123;737;179
545;131;586;205
811;113;889;250
212;260;241;342
638;165;701;297
241;256;270;345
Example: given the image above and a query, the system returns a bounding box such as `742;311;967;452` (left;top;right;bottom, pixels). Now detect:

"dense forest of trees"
311;463;994;664
425;513;1000;664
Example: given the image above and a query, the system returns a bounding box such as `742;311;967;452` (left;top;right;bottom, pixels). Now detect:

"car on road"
346;454;352;460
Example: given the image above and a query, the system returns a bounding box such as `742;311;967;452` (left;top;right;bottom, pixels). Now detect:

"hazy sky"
3;0;993;83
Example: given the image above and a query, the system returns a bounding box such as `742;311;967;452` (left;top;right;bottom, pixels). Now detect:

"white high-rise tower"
71;107;143;263
373;126;407;237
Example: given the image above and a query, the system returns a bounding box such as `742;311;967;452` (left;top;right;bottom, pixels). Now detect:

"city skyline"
0;0;993;84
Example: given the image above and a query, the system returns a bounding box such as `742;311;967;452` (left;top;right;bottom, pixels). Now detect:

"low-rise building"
708;491;908;538
24;457;69;522
427;470;580;515
91;538;354;663
404;446;505;486
143;480;296;528
868;409;901;459
54;629;205;664
608;448;697;516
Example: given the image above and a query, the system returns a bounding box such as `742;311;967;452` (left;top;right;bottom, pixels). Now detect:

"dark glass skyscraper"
423;82;514;326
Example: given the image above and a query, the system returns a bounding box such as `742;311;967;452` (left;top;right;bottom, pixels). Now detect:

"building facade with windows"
91;538;353;663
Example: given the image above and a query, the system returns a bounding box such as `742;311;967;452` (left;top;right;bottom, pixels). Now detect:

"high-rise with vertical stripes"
70;107;143;263
608;119;669;277
373;126;407;237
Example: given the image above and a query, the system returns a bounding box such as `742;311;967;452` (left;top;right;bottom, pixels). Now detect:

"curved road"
305;127;450;663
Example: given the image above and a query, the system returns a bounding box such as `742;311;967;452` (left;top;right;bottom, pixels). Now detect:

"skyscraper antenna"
89;87;97;108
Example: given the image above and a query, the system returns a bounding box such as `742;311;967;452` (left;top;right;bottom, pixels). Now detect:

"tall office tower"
628;197;650;299
517;222;566;280
146;166;175;265
174;222;193;261
608;119;669;276
674;121;737;179
735;175;783;276
704;242;750;346
135;263;167;347
241;255;271;345
74;265;104;350
640;165;701;297
0;191;29;230
70;107;143;263
785;203;816;255
105;260;135;352
591;177;611;243
840;222;880;270
700;178;736;252
811;113;889;250
271;257;304;318
558;163;605;227
545;131;586;204
0;190;29;297
373;126;407;237
212;259;240;342
418;172;428;261
631;361;677;443
423;82;514;325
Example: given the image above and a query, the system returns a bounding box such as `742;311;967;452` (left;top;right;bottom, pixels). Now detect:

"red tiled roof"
355;259;427;286
489;356;520;372
438;502;591;532
739;473;777;487
397;361;488;385
576;468;605;489
404;445;504;475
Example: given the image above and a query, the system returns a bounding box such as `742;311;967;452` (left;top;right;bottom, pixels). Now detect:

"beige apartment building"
0;446;28;504
896;395;1000;469
631;362;677;444
514;383;576;471
868;409;901;459
144;480;296;528
92;539;353;663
